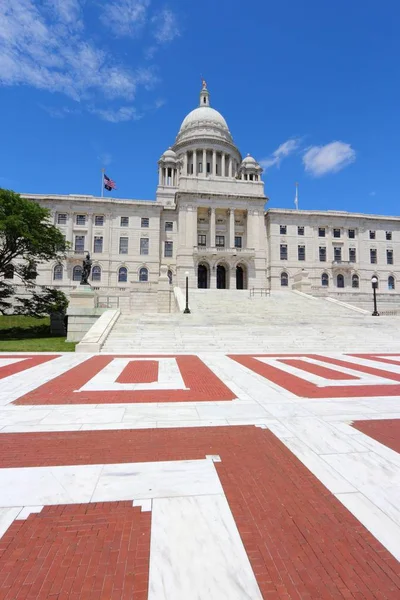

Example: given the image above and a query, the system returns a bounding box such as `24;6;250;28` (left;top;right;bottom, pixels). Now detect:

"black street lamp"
371;275;379;316
184;270;191;314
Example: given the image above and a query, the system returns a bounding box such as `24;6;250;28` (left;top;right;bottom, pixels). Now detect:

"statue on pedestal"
80;252;92;285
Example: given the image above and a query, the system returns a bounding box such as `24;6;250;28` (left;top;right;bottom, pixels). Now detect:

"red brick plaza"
0;352;399;599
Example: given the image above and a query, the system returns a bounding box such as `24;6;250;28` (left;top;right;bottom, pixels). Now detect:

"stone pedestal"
292;269;312;294
66;285;104;342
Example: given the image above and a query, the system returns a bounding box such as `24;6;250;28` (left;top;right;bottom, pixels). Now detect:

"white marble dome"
242;154;257;165
160;148;177;162
179;106;229;133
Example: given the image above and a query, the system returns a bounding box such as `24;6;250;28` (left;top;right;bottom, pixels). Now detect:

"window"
4;265;14;279
216;236;225;247
164;241;173;257
352;274;359;288
280;244;288;260
234;236;242;248
74;235;85;253
165;221;173;232
349;248;356;263
333;228;341;238
386;231;392;240
76;214;86;226
369;230;376;239
93;236;103;253
92;266;101;282
321;273;329;287
337;274;345;288
388;275;395;290
387;249;393;265
141;217;149;228
190;163;194;175
119;237;129;254
280;272;288;287
198;234;206;247
120;216;129;227
370;248;377;264
140;238;149;255
348;229;355;239
334;247;342;262
280;225;287;235
139;267;148;282
297;226;304;236
57;213;67;225
72;265;82;281
319;247;326;262
318;227;326;237
94;215;104;226
53;264;63;281
118;267;127;283
206;162;211;174
298;245;305;261
198;162;203;173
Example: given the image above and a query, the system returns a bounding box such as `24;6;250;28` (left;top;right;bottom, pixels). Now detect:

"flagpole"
101;168;105;198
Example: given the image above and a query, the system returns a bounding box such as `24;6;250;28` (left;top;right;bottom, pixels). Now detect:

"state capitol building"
24;83;399;306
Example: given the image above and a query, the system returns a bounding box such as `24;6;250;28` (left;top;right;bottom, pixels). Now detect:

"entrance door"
217;265;226;289
197;264;208;288
236;266;244;290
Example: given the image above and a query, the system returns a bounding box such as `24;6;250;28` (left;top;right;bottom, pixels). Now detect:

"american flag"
104;174;117;191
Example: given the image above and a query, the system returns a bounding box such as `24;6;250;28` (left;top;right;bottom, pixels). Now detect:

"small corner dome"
242;154;257;165
160;148;177;161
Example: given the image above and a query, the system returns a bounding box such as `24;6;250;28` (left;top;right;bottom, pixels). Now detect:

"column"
87;213;93;254
210;207;216;248
184;152;188;176
222;153;226;177
194;150;198;175
67;213;73;246
228;156;233;177
202;149;206;177
212;150;216;175
229;209;235;248
158;166;162;185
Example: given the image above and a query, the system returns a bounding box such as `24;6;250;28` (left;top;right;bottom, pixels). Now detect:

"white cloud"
40;105;81;118
259;138;301;170
152;8;180;43
303;141;356;177
99;0;150;37
90;106;142;122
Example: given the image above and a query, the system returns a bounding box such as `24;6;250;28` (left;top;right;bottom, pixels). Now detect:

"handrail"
249;287;271;297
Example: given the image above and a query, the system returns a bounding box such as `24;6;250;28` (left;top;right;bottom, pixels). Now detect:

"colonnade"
183;150;238;178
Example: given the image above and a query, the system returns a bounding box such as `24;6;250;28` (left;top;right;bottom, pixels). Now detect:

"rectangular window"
386;231;392;240
93;236;103;253
74;235;85;253
280;225;287;235
215;236;225;247
369;230;376;239
57;213;67;225
164;241;173;258
198;234;206;246
319;247;326;262
348;229;355;239
280;244;288;260
318;227;326;237
370;248;377;264
234;236;242;248
206;162;211;173
297;226;304;236
120;217;129;227
141;217;149;228
119;237;129;254
333;228;341;238
349;248;356;263
387;249;394;265
76;214;86;226
165;221;173;232
190;163;194;174
198;162;203;173
94;215;104;226
334;247;342;262
140;238;149;255
298;245;305;261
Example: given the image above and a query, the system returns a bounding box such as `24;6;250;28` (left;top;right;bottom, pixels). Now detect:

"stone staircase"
101;289;400;353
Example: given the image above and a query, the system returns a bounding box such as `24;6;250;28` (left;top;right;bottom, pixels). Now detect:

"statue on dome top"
202;78;207;90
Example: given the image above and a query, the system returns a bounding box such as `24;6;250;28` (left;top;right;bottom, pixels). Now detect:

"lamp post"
184;270;191;314
371;275;379;316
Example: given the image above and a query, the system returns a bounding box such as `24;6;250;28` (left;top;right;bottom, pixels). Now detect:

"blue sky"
0;0;398;215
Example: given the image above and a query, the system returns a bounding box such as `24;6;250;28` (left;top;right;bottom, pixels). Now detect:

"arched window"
337;274;345;288
352;274;359;289
321;273;329;287
167;269;173;284
4;265;14;280
53;264;63;281
72;265;82;281
139;267;148;282
118;267;128;283
92;266;101;282
280;272;288;287
388;275;395;290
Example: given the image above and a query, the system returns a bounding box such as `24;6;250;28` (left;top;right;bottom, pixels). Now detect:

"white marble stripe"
0;358;25;368
148;495;263;600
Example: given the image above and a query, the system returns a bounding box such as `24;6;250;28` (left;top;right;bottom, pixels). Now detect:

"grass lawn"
0;315;76;352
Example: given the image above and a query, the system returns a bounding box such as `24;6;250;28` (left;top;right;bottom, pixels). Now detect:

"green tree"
0;188;69;315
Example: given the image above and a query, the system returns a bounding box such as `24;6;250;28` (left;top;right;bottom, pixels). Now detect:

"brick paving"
352;419;400;454
0;355;58;380
116;360;159;384
0;426;399;599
